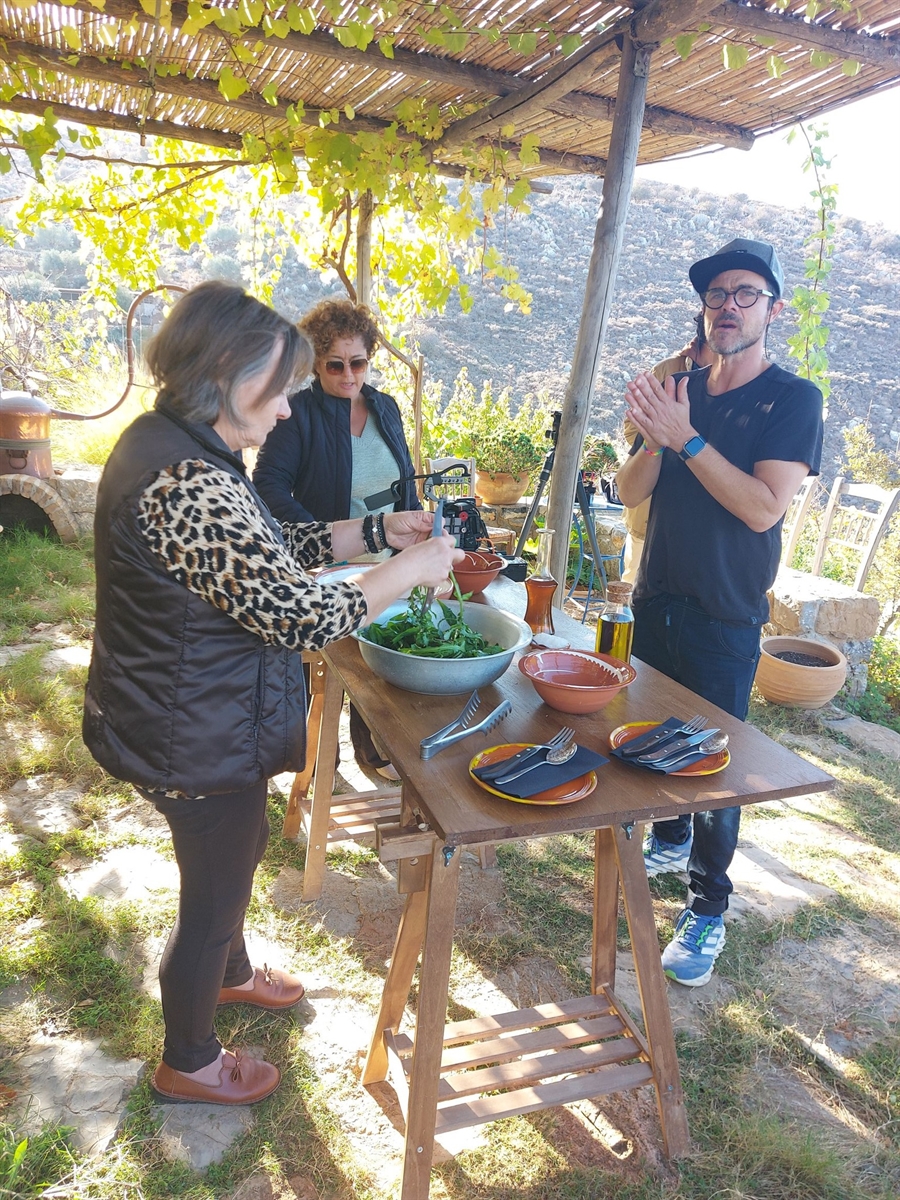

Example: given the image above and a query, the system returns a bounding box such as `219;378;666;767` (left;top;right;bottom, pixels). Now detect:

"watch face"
681;436;705;460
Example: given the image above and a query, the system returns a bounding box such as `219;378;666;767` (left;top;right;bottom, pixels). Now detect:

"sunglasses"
323;357;369;375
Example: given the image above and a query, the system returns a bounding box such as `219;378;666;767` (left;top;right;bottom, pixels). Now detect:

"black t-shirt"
633;363;824;623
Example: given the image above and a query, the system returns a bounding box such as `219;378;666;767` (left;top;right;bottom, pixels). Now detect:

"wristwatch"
678;435;707;461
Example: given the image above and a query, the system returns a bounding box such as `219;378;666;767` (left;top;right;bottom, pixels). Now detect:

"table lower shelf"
385;989;653;1135
298;788;402;843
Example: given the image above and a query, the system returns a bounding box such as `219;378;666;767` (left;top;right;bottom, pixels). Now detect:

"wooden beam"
713;1;900;68
549;93;754;150
634;0;733;46
438;30;621;150
0;38;569;182
0;38;387;137
0;94;244;151
69;0;757;152
0;51;564;187
546;33;652;589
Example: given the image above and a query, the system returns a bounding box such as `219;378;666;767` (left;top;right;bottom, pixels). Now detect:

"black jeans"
143;780;269;1072
633;593;762;916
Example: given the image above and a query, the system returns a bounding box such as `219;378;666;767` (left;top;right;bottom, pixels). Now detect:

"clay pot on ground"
754;636;848;709
474;470;530;506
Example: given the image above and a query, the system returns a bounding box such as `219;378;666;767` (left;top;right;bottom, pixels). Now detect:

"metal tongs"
419;690;512;759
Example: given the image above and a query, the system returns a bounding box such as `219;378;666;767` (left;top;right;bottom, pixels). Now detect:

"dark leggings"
142;780;270;1073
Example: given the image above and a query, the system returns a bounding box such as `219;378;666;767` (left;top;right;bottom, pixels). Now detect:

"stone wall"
46;467;101;538
766;566;882;696
0;467;99;541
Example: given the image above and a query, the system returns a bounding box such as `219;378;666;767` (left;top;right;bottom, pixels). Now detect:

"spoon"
492;739;578;785
657;730;729;767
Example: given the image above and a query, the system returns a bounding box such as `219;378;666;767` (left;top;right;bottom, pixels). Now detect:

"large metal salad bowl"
353;600;532;695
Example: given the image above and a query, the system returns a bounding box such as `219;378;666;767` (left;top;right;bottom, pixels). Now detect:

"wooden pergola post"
545;30;652;589
356;189;374;307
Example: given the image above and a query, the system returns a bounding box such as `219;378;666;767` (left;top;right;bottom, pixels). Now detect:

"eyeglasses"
323;357;369;375
702;286;774;309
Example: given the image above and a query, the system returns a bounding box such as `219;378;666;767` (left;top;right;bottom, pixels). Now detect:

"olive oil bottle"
596;581;634;663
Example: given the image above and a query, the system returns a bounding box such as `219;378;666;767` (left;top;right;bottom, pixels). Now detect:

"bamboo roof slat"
0;0;894;173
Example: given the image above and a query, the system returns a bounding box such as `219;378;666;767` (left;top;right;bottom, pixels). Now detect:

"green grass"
0;530;95;646
1;524;899;1197
0;647;106;787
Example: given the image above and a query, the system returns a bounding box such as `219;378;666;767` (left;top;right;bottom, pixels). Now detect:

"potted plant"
421;369;550;506
580;435;619;501
755;635;848;708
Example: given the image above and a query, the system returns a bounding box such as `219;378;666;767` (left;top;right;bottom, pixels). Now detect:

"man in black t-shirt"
615;237;824;987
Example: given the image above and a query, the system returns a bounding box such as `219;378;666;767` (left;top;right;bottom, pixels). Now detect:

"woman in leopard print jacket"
84;281;462;1108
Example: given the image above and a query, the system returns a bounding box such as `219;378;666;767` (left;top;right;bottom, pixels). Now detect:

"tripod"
513;411;608;593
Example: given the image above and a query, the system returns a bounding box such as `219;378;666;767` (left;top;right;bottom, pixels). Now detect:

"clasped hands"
625;372;696;455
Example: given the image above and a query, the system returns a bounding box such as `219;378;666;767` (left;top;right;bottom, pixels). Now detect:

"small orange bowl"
518;648;636;714
451;551;504;596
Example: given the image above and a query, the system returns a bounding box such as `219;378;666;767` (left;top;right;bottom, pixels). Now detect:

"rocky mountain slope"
406;176;900;477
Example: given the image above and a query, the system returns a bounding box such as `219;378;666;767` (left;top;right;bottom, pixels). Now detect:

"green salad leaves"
360;584;504;659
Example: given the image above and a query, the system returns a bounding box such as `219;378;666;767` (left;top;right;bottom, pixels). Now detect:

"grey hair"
146;281;311;427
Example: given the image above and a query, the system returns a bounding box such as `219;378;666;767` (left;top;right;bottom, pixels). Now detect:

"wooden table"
306;578;834;1198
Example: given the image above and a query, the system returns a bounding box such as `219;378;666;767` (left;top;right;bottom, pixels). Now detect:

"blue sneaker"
661;909;726;987
643;833;692;878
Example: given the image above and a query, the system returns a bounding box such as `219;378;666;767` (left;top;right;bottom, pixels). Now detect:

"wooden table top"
324;578;834;847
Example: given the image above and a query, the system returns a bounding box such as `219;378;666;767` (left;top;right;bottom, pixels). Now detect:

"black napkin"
473;745;608;799
612;716;685;759
610;719;717;774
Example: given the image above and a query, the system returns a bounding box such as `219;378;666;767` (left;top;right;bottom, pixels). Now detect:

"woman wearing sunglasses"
253;299;420;779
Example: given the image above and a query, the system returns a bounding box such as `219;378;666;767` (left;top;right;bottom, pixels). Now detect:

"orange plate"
469;743;598;806
608;722;730;777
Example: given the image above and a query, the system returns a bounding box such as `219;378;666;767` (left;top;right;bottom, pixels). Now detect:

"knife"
620;719;705;758
421;498;445;614
478;744;546;781
637;727;721;764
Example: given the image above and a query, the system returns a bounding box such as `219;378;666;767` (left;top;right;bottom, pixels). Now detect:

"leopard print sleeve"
136;459;368;650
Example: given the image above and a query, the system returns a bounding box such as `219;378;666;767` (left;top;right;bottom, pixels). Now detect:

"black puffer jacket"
252;379;421;522
83;408;306;796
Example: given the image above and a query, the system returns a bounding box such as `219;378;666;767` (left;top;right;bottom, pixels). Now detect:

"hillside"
404;176;900;477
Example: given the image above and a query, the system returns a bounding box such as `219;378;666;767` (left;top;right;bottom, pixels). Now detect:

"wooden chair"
780;476;820;568
810;476;900;592
424;456;515;554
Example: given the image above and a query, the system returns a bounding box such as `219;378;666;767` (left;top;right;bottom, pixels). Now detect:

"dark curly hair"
298;299;379;361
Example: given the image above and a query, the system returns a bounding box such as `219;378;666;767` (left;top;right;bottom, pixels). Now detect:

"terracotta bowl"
518;648;637;714
754;636;848;708
451;551;505;596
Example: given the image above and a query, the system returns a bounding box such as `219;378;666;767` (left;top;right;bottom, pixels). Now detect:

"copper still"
0;391;54;478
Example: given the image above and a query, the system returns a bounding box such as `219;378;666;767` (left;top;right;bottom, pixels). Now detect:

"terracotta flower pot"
754;636;848;709
474;470;530;506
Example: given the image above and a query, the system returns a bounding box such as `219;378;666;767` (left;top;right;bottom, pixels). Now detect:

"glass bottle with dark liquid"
596;580;634;663
524;528;557;636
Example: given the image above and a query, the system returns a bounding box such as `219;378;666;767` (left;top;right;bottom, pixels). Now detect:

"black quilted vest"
83;408;307;796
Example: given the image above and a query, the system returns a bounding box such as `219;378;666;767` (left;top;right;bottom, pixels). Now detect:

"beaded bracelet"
643;444;663;457
362;514;379;555
375;512;388;552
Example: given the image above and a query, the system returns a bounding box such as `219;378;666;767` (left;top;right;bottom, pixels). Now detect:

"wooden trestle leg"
300;664;345;901
592;826;619;993
399;843;462;1200
613;823;691;1158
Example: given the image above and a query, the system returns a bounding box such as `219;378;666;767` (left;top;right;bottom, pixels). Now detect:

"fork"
619;713;706;758
477;726;575;781
490;738;577;786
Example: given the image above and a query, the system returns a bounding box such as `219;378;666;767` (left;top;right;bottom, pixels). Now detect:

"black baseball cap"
689;238;784;299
